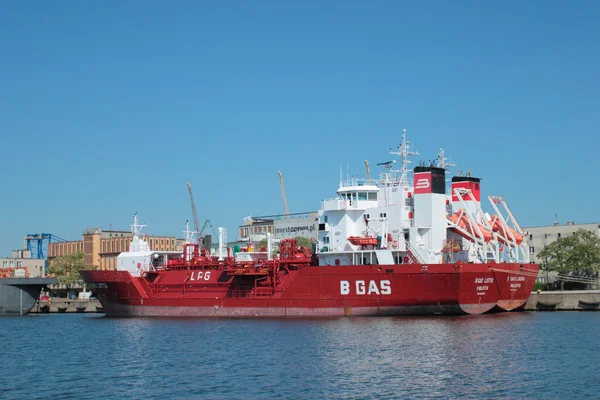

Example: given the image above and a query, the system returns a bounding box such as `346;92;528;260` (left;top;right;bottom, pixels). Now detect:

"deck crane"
186;182;201;244
364;160;371;182
200;219;217;238
277;171;290;218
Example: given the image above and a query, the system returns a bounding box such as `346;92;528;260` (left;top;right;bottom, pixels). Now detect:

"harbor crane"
25;233;67;259
277;171;290;218
186;182;201;244
200;219;217;238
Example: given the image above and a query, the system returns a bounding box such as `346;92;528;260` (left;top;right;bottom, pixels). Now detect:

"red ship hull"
490;264;539;311
80;262;538;317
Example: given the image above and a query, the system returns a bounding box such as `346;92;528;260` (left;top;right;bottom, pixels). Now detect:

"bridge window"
368;193;377;201
358;192;367;200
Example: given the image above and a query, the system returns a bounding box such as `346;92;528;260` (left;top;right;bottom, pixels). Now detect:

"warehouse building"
48;226;185;270
523;221;600;263
0;250;46;278
238;212;318;243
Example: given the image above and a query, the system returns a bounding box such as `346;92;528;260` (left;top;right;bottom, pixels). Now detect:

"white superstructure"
117;214;182;276
316;130;530;266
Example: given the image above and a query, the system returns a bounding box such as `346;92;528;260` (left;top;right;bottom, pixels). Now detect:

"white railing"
321;199;347;211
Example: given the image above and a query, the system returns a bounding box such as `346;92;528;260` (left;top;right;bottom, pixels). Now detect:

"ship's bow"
80;270;140;315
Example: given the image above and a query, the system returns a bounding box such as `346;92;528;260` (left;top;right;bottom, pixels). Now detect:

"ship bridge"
321;180;379;211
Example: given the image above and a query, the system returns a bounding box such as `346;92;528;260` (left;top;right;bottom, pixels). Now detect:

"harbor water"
1;312;599;399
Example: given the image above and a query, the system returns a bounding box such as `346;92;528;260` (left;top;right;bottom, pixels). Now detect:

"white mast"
436;148;456;194
183;220;197;244
129;213;150;252
389;128;419;187
130;213;147;239
435;148;455;169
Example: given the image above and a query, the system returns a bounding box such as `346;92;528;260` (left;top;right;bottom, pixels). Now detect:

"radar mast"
389;129;419;186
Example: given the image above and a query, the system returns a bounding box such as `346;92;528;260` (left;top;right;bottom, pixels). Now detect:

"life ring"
392;240;399;249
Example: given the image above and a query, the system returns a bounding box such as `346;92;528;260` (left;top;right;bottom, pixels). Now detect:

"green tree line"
538;229;600;289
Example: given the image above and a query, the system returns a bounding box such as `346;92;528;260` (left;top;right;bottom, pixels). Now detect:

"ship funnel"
414;166;445;195
451;174;482;223
451;175;481;202
412;166;446;263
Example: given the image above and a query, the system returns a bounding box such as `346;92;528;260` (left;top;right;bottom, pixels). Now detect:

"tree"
538;229;600;289
295;236;312;249
257;236;313;257
48;252;88;288
258;238;268;250
257;236;313;249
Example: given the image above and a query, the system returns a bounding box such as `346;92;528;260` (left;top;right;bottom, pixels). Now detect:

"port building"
0;250;46;278
523;221;600;263
48;227;185;270
238;212;318;243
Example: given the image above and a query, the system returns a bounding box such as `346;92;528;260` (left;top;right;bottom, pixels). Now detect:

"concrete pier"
32;298;103;313
0;278;58;315
524;290;600;311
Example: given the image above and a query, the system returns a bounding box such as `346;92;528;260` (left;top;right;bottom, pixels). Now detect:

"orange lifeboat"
489;215;523;245
447;210;492;243
348;236;379;246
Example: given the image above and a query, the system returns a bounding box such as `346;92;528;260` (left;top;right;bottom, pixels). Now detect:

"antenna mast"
183;220;197;244
435;148;455;169
130;213;147;239
435;148;456;194
389;128;419;186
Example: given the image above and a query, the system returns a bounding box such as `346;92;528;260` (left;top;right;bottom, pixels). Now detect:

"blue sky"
1;1;599;255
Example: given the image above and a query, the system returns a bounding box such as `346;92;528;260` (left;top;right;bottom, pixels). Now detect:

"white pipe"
218;227;224;261
267;232;272;260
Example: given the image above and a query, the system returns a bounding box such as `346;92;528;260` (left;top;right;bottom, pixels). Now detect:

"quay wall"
32;298;103;313
524;290;600;311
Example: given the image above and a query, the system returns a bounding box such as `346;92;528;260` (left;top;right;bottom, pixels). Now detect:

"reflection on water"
1;312;599;399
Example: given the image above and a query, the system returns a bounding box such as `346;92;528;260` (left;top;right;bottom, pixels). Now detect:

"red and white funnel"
451;175;481;220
